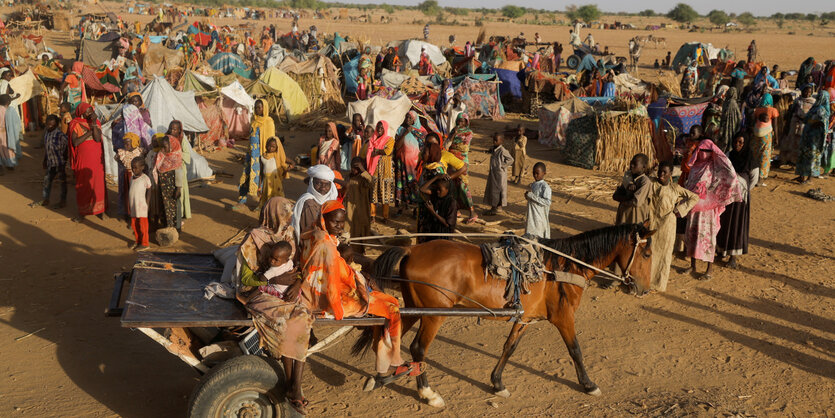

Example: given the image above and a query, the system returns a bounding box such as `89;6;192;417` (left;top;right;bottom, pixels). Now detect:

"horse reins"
346;232;649;285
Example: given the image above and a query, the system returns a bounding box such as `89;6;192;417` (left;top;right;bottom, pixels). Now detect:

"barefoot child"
344;157;373;247
647;161;698;291
128;157;152;251
418;175;458;242
525;162;552;238
36;115;68;208
484;133;514;216
512;125;527;184
614;153;650;225
259;137;292;206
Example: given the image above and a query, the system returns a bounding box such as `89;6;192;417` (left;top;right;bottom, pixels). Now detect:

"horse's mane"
539;223;649;272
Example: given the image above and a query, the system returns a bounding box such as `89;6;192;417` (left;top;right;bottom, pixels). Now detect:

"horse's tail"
351;327;375;358
373;246;411;291
352;246;412;358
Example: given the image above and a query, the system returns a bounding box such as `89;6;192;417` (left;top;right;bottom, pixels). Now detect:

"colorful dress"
153;136;184;228
445;114;474;210
684;140;744;263
394;111;427;206
67;105;106;216
750;94;780;178
366;122;395;205
239;99;275;204
780;95;816;164
301;201;403;371
796;91;831;178
240;197;313;362
318;122;340;172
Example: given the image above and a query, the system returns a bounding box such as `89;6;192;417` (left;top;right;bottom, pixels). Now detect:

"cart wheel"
566;55;580;70
188;355;300;418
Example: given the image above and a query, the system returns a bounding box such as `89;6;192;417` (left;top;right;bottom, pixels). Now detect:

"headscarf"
453;113;471;134
366;120;390;176
127;92;144;107
123;132;140;149
154;134;183;175
251;98;276;155
318;122;339;165
291;165;338;240
123;104;152;148
805;91;831;127
241;197;296;272
684;139;743;213
333;32;344;50
75;102;93;119
758;92;774;108
717;87;742;153
797;57;816;89
397;111;427;177
318;200;345;232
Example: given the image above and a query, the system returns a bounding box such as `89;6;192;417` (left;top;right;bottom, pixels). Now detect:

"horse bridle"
620;232;649;285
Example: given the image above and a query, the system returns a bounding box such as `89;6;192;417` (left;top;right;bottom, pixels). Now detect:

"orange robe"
301;227;402;366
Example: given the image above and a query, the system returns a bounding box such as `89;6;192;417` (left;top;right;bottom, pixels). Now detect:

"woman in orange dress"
300;201;414;388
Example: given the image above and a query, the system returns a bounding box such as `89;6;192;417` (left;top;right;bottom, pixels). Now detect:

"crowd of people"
4;6;834;410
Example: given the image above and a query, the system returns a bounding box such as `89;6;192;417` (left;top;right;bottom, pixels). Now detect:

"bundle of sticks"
595;113;655;173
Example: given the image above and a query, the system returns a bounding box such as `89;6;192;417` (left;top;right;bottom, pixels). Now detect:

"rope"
347;232;635;284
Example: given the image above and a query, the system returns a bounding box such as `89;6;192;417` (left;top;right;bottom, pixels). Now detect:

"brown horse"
361;223;655;407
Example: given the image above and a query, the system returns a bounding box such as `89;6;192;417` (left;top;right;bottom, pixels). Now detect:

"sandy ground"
1;5;834;417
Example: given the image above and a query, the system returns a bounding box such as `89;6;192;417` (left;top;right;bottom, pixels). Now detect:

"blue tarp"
492;68;524;99
149;36;167;44
343;56;360;94
579;97;615;106
208;53;248;76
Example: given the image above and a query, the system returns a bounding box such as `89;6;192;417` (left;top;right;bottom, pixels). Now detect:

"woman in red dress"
68;103;106;222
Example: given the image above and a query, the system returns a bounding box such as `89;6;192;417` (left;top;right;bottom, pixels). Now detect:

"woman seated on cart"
239;197;415;415
300;201;420;390
236;197;313;414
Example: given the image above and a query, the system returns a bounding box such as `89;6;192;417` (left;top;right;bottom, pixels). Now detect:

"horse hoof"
586;387;602;397
494;389;511;398
362;376;377;392
419;387;446;408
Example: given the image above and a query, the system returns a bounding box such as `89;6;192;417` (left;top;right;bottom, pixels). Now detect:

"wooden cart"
108;252;518;417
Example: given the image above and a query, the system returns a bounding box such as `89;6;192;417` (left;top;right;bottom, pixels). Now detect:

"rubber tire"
188;355;300;418
566;55;580;70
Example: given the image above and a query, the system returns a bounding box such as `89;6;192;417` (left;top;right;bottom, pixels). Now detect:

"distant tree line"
140;0;835;27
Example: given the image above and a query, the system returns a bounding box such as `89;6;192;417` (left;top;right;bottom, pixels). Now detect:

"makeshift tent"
195;97;228;149
208;52;250;76
538;97;593;149
143;43;183;76
399;40;445;66
244;80;284;118
142;77;210;133
492;68;524;100
10;69;42;107
452;74;505;120
380;69;437;89
259;67;309;119
346;94;412;138
650;98;709;148
10;69;44;131
99;78;212;181
179;70;217;96
613;73;649;95
564;115;598;169
80;39;115;67
342;55;359;95
220;81;255;113
265;44;289;69
671;42;721;69
523;71;572;116
279;56;344;113
82;65;120;94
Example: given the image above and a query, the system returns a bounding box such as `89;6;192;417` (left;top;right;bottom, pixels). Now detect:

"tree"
638;9;656;17
501;5;525;19
805;13;818;21
667;3;699;24
708;9;730;26
567;4;601;24
417;0;440;16
737;12;757;27
380;3;395;14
